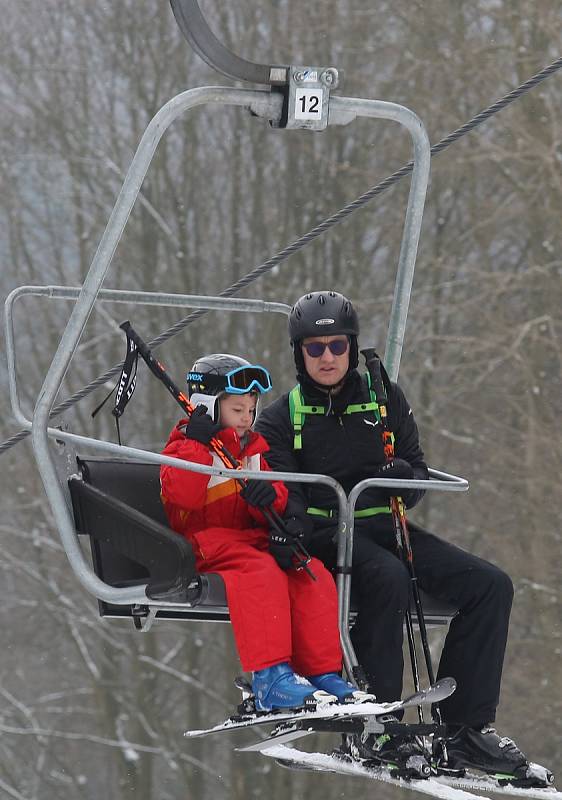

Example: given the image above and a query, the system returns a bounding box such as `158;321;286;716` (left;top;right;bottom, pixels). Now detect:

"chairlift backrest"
69;457;230;627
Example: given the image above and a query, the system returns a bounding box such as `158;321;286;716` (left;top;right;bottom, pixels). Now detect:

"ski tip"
401;676;457;708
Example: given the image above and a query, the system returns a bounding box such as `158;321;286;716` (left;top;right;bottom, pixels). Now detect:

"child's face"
219;393;257;437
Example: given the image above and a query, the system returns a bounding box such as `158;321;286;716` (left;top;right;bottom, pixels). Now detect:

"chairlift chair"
5;0;469;684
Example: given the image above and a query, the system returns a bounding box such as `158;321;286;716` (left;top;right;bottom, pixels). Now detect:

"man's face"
301;335;350;386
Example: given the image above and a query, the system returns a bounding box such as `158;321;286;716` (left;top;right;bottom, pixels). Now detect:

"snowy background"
1;1;561;798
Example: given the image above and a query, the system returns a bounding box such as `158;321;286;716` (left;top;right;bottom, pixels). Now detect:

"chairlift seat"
69;457;458;628
69;457;230;623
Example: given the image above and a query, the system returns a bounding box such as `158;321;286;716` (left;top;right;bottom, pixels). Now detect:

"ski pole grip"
120;320;175;387
119;321;192;413
360;347;387;405
360;346;377;363
120;320;152;362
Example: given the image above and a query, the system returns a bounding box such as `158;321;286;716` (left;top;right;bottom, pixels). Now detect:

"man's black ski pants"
310;519;514;728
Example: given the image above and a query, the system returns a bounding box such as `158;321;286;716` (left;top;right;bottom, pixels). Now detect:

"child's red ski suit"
160;419;342;674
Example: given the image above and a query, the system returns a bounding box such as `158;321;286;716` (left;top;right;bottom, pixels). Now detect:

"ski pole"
119;321;316;579
361;348;441;725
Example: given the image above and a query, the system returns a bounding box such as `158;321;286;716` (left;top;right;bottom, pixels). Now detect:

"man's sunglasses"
302;339;349;358
187;365;272;394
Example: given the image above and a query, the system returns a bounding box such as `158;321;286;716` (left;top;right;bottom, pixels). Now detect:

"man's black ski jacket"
255;368;429;528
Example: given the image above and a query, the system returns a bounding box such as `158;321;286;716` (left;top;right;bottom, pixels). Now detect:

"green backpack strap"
288;377;392;519
351;372;394;443
288;376;391;448
342;373;381;421
288;385;325;450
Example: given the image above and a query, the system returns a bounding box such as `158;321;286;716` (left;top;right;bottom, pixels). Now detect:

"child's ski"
184;677;455;739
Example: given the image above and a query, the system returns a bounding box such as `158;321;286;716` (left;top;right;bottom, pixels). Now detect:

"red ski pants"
190;526;343;674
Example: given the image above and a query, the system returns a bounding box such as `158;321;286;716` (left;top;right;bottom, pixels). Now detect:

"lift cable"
2;55;560;456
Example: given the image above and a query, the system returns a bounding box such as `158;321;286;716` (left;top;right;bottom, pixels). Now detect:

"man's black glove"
240;479;277;508
374;458;414;482
281;515;313;548
183;405;220;445
374;458;414;500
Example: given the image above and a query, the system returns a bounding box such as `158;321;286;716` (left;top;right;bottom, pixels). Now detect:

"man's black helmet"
187;354;251;397
289;291;360;376
288;291;359;342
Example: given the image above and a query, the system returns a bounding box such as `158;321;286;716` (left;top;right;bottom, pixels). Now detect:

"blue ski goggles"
187;365;272;395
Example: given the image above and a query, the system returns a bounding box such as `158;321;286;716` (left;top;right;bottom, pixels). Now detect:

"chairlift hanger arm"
170;0;288;85
169;0;339;131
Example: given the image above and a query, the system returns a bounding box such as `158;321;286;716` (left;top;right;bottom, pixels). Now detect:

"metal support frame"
5;80;444;678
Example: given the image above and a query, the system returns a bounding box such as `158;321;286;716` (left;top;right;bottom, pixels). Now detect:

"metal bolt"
293;70;305;83
321;68;338;87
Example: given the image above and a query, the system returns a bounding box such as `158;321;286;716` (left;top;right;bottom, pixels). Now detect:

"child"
160;353;370;711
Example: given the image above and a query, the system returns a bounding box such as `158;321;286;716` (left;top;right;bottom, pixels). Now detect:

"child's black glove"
183;405;220;445
268;516;312;570
240;479;276;508
268;528;294;571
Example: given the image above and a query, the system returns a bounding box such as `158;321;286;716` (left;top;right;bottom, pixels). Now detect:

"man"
256;290;545;781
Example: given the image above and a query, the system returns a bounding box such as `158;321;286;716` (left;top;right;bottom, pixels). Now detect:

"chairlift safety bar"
4;285;290;430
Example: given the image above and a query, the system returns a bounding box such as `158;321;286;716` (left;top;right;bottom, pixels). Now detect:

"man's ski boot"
337;725;432;779
307;672;376;704
252;663;337;712
435;725;555;788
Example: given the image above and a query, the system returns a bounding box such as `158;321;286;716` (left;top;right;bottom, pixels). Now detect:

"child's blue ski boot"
307;672;376;703
252;663;337;711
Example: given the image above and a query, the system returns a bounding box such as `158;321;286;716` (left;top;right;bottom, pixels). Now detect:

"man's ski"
259;744;485;800
184;677;456;740
434;770;560;800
